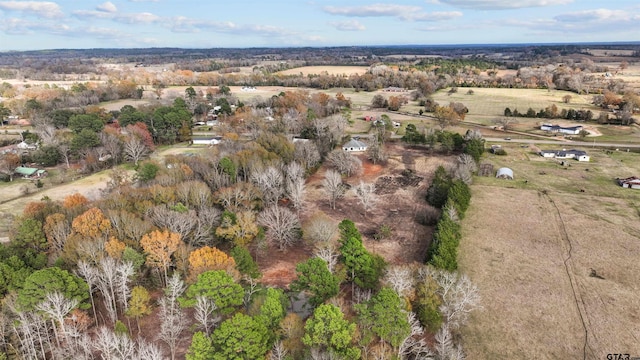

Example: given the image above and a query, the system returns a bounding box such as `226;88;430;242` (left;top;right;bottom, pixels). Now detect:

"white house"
16;141;37;150
540;124;583;135
342;139;367;152
539;149;590;162
192;137;222;146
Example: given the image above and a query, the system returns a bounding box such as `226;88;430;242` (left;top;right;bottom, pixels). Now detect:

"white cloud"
437;0;573;10
405;11;463;21
554;9;637;22
166;16;294;38
0;1;64;18
72;9;160;24
500;8;640;35
129;0;158;2
329;20;366;31
96;2;117;13
323;4;422;17
323;3;460;22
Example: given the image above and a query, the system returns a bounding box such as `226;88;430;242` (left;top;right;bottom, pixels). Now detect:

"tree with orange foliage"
140;229;183;286
0;153;20;182
63;193;89;209
187;246;236;282
71;207;112;240
44;213;71;255
105;237;126;260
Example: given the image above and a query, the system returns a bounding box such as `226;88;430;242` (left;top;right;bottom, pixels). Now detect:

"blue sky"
0;0;638;50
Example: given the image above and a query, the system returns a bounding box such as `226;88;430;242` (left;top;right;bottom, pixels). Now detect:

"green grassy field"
431;87;598;120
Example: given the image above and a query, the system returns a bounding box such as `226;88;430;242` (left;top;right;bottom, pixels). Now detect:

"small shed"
342;139;368;152
617;176;640;189
496;167;514;180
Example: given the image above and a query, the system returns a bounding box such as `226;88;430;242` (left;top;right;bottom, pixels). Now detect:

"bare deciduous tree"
124;135;149;166
453;154;477;185
158;273;187;360
492;116;518;132
94;326;136;360
251;166;285;205
294;140;321;170
136;339;165;360
282;108;303;134
95;257;119;324
384;265;414;298
322;170;345;210
258;205;301;251
398;312;433;359
303;212;338;245
148;205;210;246
176;180;213;210
194;295;220;336
327;149;362;177
314;245;339;274
100;130;124;165
285;161;304;184
434;323;464;360
353;181;377;217
34;124;58;146
367;139;387;165
286;177;305;211
270;341;288;360
421;269;481;330
312;114;346;157
115;261;134;315
76;260;99;324
106;210;153;244
35;292;78;346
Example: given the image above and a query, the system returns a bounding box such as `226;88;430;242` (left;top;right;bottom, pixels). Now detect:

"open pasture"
431;87;598;120
459;144;640;359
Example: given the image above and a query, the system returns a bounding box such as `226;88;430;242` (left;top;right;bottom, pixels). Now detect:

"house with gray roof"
342;139;368;152
539;149;590;162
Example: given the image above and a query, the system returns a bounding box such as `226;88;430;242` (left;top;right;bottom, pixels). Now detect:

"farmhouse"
496;167;514;179
192;137;222;146
342;139;367;152
617;176;640;189
14;166;47;179
539;149;590;162
540;124;583;135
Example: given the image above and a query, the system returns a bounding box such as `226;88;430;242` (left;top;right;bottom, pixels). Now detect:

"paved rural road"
485;137;640;149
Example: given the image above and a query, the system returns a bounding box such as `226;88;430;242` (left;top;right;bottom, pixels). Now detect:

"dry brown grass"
459;181;640;358
277;66;369;76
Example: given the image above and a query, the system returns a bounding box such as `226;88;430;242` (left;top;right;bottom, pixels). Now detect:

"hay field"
459;148;640;359
276;66;369;76
431;87;597;120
